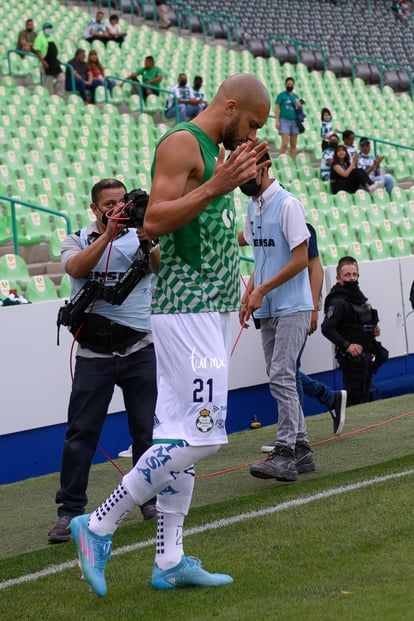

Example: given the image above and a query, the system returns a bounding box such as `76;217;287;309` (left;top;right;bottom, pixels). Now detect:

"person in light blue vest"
238;152;315;483
48;178;160;543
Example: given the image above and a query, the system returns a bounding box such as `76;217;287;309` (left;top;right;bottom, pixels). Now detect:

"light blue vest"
247;187;313;319
70;227;153;332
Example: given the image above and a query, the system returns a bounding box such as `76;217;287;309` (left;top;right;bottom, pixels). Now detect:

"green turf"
1;395;414;620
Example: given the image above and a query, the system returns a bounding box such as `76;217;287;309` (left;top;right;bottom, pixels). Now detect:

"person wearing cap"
33;22;64;97
66;48;100;104
357;137;395;198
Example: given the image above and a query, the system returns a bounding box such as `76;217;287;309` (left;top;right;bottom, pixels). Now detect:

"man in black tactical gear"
321;256;388;405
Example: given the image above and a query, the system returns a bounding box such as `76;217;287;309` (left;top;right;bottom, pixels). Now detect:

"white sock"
88;442;220;538
155;467;195;570
88;481;135;536
155;512;184;570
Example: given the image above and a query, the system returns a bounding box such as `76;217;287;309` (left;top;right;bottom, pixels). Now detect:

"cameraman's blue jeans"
56;345;156;517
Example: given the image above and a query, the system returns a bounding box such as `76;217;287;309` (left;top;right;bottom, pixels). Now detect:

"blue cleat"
69;514;112;597
151;555;233;590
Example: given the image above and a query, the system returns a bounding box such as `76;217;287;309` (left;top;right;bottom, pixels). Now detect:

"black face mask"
239;178;262;197
179;79;186;87
286;85;294;92
342;280;359;291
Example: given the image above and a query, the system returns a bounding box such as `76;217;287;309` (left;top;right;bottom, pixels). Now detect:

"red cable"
195;409;414;479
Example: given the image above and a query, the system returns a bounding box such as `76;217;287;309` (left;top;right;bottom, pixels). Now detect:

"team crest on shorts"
196;408;213;433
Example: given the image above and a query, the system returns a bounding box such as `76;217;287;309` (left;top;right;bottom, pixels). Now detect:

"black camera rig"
57;188;152;342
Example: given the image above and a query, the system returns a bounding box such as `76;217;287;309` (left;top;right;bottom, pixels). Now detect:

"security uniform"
321;282;386;405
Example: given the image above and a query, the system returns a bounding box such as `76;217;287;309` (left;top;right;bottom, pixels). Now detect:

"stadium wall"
1;257;414;484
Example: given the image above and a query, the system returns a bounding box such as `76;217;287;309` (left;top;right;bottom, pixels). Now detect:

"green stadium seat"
59;273;71;299
390;237;412;258
347;204;366;232
365;203;387;228
376;219;399;243
48;228;67;261
333;190;353;210
0;253;31;289
334;222;354;247
358;220;378;244
320;243;341;267
25;275;58;302
325;206;348;230
384;202;404;226
342;241;370;263
0;278;22;298
353;189;372;210
368;239;391;261
19;211;53;246
398;218;414;244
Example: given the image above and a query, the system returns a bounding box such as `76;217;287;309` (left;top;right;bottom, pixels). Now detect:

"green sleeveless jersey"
151;123;240;314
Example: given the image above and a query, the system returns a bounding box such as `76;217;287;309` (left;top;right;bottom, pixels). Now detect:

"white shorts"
151;312;232;446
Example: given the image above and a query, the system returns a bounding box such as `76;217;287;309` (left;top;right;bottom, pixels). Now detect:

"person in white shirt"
165;73;204;123
357;137;394;197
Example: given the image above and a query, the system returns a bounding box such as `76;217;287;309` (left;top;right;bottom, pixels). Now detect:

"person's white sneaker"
118;444;132;458
368;180;385;195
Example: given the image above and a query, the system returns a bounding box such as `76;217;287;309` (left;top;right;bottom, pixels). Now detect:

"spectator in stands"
83;11;108;45
105;14;127;46
165;72;204;123
357;137;395;198
47;178;159;543
66;48;100;104
320;107;338;151
330;144;384;195
342;129;357;158
87;50;115;99
16;18;37;54
390;1;411;20
192;75;208;109
274;77;304;163
320;133;339;181
121;55;163;101
155;0;171;29
33;22;64;97
322;255;388;405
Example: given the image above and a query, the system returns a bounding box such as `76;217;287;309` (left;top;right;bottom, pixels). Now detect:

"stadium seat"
25;275;58;303
48;228;67;261
390;237;412;258
358;220;377;244
325;206;348;230
0;278;22;298
59;273;71;299
0;254;31;289
342;241;370;263
377;219;400;243
368;239;391;261
320;243;340;267
19;211;53;246
398;218;414;244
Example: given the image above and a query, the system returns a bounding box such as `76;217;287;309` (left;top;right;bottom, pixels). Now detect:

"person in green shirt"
33;22;64;97
274;76;304;163
121;55;163;101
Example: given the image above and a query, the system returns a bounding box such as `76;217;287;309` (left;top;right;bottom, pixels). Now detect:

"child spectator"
320;107;338;151
87;50;115;97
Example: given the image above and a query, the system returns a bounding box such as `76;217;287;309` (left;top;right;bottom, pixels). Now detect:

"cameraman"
48;178;160;543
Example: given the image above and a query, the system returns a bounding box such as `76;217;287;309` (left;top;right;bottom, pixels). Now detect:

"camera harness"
57;191;155;347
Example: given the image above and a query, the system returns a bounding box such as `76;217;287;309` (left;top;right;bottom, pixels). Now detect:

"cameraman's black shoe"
140;497;157;520
48;514;74;543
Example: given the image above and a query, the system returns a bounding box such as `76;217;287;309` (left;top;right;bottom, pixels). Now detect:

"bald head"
215;73;270;111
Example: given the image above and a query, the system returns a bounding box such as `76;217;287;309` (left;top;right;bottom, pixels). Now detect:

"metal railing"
351;56;414;97
268;36;328;72
7;49;76;94
0;196;72;256
103;76;179;122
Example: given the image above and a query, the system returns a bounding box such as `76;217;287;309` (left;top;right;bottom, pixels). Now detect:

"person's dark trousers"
55;345;157;517
339;352;372;405
67;77;88;101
